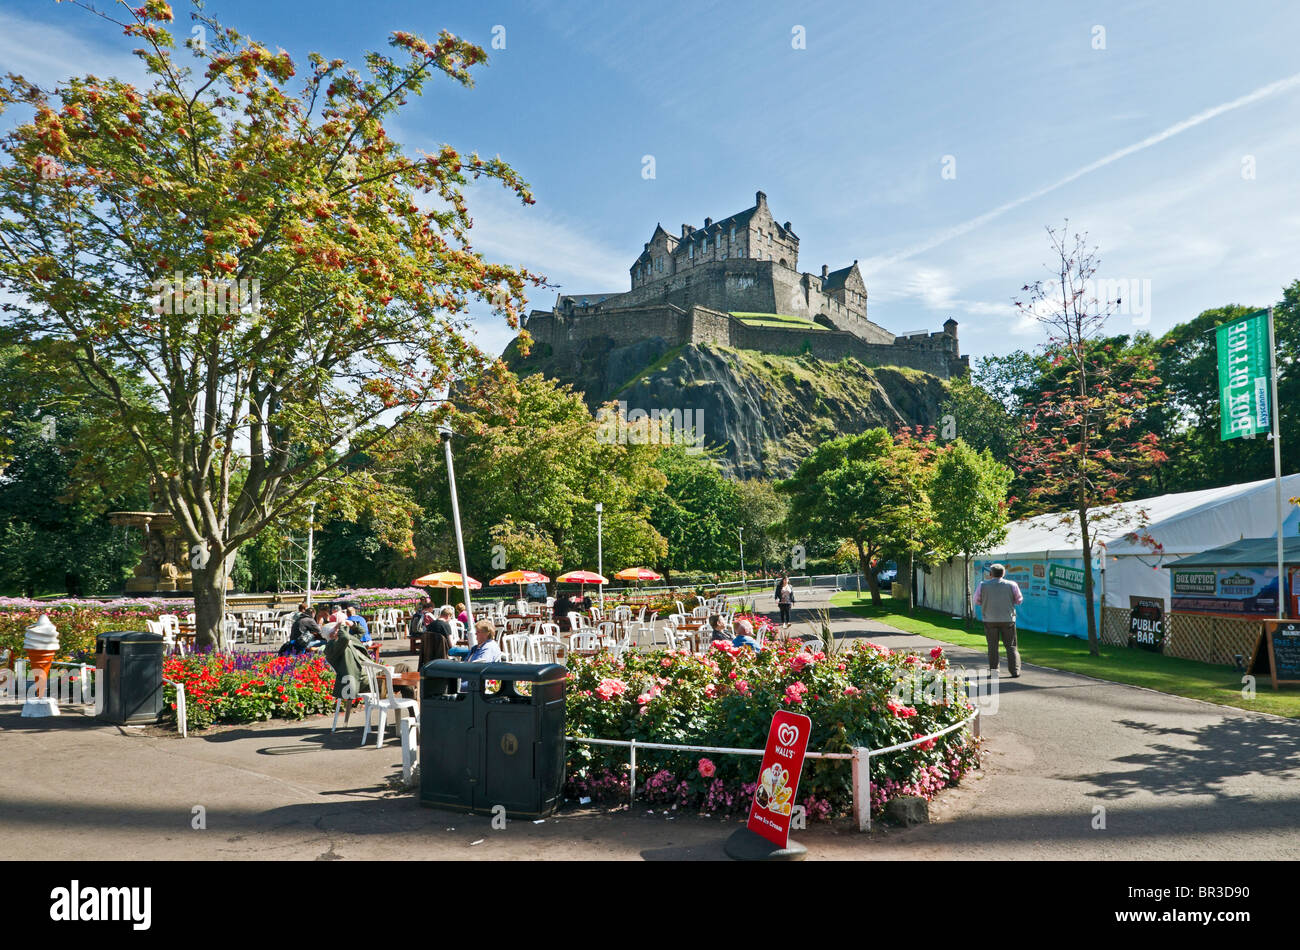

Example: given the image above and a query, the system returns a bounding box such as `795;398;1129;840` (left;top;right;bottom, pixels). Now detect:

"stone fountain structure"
107;508;196;593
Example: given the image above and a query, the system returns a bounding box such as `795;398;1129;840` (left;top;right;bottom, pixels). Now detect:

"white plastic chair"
399;717;419;783
595;621;620;649
151;617;182;655
569;631;601;653
221;617;243;649
567;611;586;633
357;660;419;748
501;633;530;662
532;634;566;665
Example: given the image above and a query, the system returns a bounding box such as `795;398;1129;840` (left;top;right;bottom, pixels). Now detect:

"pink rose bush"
565;639;982;820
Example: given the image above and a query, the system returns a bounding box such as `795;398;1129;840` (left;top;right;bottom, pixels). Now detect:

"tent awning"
1168;536;1300;568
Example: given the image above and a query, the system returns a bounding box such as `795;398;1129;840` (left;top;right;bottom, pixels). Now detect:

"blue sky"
3;0;1299;363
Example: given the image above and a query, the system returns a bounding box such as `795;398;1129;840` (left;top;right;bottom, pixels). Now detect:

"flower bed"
563;639;981;820
161;652;338;730
0;599;186;662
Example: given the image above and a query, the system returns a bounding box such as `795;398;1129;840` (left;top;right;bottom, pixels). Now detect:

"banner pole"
1268;307;1284;620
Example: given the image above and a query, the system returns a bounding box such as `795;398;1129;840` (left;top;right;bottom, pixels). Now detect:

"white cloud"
464;184;629;296
863;69;1300;271
0;9;148;91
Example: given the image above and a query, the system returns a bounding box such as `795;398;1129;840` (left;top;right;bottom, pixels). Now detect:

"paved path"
3;590;1299;859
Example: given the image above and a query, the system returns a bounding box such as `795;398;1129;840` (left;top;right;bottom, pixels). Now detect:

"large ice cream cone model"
22;614;61;716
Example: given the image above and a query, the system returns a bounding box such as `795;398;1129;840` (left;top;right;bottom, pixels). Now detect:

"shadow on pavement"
1063;716;1300;800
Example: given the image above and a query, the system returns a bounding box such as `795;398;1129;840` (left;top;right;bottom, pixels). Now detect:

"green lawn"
830;591;1300;719
729;312;826;331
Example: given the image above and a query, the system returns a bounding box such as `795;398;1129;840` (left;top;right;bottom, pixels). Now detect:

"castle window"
688;243;694;259
730;226;736;242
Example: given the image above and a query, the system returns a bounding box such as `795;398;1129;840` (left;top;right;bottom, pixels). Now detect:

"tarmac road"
3;588;1298;860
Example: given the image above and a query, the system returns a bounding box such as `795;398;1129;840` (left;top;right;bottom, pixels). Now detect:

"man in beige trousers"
973;563;1023;677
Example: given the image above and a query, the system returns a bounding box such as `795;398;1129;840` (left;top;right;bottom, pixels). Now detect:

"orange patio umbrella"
614;567;662;582
490;570;551;600
413;570;482;605
556;570;608;598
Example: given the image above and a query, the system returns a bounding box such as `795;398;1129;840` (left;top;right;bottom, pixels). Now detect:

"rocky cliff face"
502;335;950;478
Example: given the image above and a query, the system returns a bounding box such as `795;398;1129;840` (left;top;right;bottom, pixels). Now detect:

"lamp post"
595;501;604;609
739;526;745;592
440;423;475;639
305;500;315;608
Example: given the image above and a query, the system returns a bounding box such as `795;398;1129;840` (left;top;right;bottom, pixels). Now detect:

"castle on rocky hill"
521;191;969;379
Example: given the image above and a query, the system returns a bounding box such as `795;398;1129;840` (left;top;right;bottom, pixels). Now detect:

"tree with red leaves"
1013;224;1168;655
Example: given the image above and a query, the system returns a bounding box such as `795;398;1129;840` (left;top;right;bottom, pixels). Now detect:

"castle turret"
943;317;959;340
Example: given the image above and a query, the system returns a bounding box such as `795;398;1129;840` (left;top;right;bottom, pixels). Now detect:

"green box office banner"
1217;310;1273;441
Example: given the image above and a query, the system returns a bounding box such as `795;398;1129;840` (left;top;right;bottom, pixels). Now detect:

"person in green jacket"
324;620;371;702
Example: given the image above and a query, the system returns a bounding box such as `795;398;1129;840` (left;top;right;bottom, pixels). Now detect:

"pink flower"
736;680;750;695
704;684;716;698
783;682;809;705
844;685;860;696
698;758;716;778
660;657;673;668
594;677;628;701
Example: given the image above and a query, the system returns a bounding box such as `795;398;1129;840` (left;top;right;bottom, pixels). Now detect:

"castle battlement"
521;191;969;379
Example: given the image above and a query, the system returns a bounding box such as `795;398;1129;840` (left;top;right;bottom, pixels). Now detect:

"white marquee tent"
915;473;1300;637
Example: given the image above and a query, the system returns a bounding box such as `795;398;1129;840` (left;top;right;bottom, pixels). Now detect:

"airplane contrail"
867;71;1300;268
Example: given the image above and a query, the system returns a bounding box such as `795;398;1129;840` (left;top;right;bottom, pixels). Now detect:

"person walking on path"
774;574;795;627
974;563;1023;677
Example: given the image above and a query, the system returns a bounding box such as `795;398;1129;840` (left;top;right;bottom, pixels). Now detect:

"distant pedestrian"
774;573;795;626
974;563;1023;677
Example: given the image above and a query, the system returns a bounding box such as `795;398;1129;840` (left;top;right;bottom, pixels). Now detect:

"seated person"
343;602;371;642
279;610;321;656
455;602;469;627
731;618;761;652
409;597;433;639
432;605;470;660
552;591;575;632
467;620;502;664
708;613;729;642
323;620;370;703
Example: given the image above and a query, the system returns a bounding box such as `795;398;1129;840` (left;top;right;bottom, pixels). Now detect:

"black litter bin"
95;631;166;724
419;660;566;819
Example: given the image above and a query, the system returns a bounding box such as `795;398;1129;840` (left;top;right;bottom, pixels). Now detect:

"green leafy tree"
929;439;1013;620
0;4;540;644
0;342;148;595
393;373;667;579
735;479;788;574
1152;289;1299;493
648;447;744;577
779;428;928;606
1013;224;1167;654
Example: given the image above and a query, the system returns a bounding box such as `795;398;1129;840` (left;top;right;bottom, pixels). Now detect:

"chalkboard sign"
1265;621;1300;689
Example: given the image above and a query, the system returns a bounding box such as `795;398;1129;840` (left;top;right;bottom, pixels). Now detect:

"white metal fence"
564;706;980;832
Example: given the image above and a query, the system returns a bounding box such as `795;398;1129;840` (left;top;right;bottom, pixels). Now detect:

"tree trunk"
192;552;233;651
1079;508;1099;655
857;539;881;606
963;551;972;625
905;551;914;611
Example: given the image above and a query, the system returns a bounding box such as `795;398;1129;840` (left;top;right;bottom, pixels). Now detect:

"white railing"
164;678;188;738
566;706;979;832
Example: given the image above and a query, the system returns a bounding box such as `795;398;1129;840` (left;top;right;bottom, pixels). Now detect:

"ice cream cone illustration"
23;615;60;713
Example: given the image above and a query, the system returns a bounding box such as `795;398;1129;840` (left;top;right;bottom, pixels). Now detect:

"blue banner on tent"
974;557;1101;638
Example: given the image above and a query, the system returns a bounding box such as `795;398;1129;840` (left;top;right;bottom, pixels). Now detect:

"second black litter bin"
95;631;166;724
419;660;566;819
